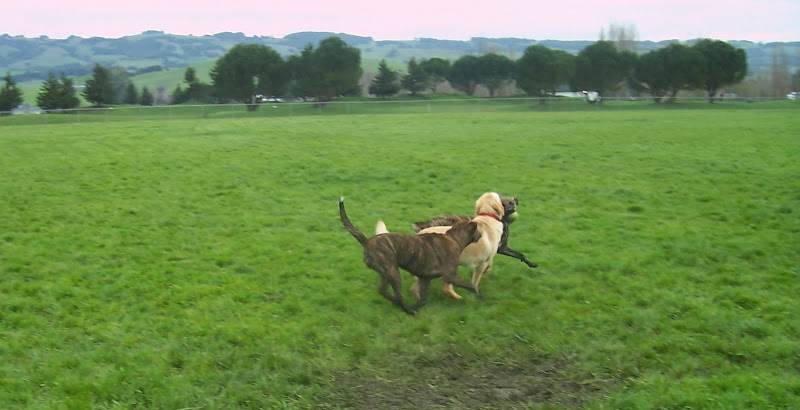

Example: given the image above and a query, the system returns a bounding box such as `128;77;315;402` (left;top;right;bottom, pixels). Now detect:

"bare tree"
771;46;791;97
605;21;639;52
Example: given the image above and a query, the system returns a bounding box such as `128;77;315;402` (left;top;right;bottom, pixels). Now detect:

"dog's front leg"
471;262;492;296
446;270;482;299
409;279;432;312
442;281;462;300
498;246;539;268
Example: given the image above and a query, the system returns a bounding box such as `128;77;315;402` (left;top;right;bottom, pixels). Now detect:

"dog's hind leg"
379;266;416;315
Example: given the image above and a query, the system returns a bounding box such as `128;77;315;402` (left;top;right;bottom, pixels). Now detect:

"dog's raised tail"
339;197;368;246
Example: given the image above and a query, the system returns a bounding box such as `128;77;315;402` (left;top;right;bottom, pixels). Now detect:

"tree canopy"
210;44;287;106
693;39;748;102
448;55;481;95
633;43;702;102
571;40;636;98
419;58;451;93
516;45;575;98
476;53;516;97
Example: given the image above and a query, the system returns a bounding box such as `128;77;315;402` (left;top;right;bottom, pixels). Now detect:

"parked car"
787;92;798;100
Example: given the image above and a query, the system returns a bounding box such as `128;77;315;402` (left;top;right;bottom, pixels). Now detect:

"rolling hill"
3;31;798;84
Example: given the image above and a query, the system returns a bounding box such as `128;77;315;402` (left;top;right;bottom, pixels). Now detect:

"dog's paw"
526;261;539;268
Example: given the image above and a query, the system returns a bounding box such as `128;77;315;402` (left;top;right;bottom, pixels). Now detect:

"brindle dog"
412;196;539;268
339;198;482;315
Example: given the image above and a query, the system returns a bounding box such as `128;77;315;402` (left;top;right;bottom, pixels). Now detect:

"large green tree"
516;45;574;99
0;72;23;112
313;37;362;100
476;53;516;97
633;43;702;103
401;58;429;95
210;44;288;108
419;58;451;93
448;55;481;95
37;72;80;109
571;40;636;100
692;39;748;103
82;63;115;107
369;60;400;97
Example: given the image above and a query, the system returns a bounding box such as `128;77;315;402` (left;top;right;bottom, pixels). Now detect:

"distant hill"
2;31;798;83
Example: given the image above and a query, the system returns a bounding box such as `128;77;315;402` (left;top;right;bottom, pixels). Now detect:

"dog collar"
478;213;502;222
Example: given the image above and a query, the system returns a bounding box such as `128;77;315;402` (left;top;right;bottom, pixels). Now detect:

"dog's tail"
375;220;389;235
339;197;368;246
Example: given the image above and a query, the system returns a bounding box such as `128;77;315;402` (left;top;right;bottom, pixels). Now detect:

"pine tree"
36;73;61;109
0;72;24;112
37;73;80;110
368;60;399;98
83;63;115;106
140;86;154;106
401;58;429;95
123;81;139;104
57;74;80;109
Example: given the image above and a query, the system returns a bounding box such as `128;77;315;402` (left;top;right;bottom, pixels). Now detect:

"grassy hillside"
1;106;798;408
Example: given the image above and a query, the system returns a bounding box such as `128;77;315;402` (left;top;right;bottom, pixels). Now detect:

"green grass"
1;106;799;408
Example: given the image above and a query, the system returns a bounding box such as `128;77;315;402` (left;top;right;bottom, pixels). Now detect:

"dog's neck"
478;213;502;222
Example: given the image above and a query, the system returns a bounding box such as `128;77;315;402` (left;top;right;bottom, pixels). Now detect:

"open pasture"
1;106;798;408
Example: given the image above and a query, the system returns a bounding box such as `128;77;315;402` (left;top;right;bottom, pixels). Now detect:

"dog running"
339;197;482;315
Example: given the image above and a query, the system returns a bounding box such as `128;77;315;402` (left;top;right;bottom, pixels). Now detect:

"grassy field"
1;105;798;408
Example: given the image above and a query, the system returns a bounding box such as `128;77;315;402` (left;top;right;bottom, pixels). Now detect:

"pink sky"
4;0;799;42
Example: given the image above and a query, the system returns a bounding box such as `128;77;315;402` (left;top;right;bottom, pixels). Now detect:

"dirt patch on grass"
315;355;603;409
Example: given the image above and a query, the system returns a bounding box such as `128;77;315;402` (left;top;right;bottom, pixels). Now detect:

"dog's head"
448;220;482;246
475;192;504;219
500;196;519;223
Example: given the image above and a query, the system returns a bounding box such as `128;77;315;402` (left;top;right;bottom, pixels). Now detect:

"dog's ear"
492;198;505;217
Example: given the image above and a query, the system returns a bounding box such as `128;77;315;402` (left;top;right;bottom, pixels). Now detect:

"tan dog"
378;192;505;300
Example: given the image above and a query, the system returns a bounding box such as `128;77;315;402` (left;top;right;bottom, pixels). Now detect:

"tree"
516;45;574;100
420;58;451;93
571;41;636;100
476;53;516;97
633;43;702;103
312;37;363;100
0;72;23;112
692;39;747;103
123;81;139;105
140;86;154;106
369;60;400;97
210;44;288;108
37;72;80;109
449;55;481;95
82;63;115;106
108;66;130;104
771;46;791;97
401;58;429;95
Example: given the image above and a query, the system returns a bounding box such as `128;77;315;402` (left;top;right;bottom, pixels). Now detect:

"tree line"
0;36;768;112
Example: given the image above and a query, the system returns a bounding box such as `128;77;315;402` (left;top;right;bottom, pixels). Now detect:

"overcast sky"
4;0;799;42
